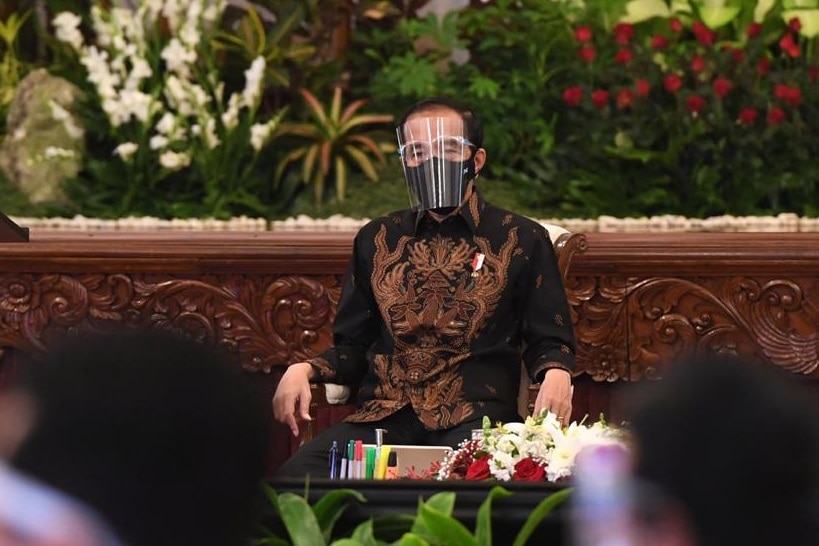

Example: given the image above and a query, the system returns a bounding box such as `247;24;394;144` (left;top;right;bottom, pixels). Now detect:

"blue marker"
329;440;339;479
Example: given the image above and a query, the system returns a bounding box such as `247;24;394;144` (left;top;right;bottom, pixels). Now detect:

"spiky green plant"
275;86;394;204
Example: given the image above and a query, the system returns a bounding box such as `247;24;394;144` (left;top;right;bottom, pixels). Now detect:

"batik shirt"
308;190;576;430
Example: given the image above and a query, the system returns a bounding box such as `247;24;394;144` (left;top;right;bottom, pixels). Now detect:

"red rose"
730;48;745;63
615;48;633;64
746;22;762;38
574;25;593;43
767;107;786;126
513;458;546;482
756;57;771;76
563;86;584;107
685;95;707;115
663;74;683;93
613;23;634;45
712;77;732;99
810;65;819;82
690;56;706;73
579;45;597;63
466;456;491;480
779;33;800;58
650;34;668;49
591;89;610;109
774;84;802;108
789;17;802;32
692;21;716;45
737;107;758;126
635;79;650;97
669;17;683;33
616;88;635;109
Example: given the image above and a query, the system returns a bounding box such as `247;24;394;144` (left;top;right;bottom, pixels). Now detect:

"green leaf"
415;502;477;546
313;489;367;543
349;519;379;546
277;492;327;546
335;156;347;202
474;486;513;546
511;488;572;546
344;145;379;181
393;533;430;546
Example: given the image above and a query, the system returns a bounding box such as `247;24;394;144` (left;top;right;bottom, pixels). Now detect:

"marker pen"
377;446;391;479
339;439;349;480
374;428;387;480
365;447;375;479
346;440;355;479
328;440;339;479
354;440;363;479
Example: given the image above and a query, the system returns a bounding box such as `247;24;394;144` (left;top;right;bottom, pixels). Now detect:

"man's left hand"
533;368;573;424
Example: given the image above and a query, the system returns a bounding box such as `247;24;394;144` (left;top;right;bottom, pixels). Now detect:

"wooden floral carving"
0;273;342;372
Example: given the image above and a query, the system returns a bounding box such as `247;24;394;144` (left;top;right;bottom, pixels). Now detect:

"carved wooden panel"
624;275;819;381
0;273;342;372
568;233;819;382
566;275;629;382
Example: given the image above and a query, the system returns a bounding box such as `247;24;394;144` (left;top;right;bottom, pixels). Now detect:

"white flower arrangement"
437;413;628;483
51;0;286;216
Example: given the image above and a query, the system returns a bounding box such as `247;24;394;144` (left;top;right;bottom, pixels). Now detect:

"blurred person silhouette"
625;355;819;546
0;329;270;546
0;461;121;546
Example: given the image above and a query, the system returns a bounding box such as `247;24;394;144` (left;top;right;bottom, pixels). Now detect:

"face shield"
397;116;477;212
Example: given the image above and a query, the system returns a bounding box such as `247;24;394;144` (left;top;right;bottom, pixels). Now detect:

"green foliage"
546;0;819;217
215;1;317;89
257;484;570;546
0;8;31;125
6;0;819;220
275;87;394;204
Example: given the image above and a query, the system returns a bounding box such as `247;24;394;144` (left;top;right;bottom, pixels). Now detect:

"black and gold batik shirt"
308;190;576;430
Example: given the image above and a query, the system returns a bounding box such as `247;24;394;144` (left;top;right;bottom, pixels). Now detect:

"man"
273;97;575;477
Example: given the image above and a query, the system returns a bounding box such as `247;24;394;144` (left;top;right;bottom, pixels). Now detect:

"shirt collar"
413;187;486;235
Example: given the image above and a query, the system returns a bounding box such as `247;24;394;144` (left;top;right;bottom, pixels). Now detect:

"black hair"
627;355;819;546
10;329;271;546
398;96;484;149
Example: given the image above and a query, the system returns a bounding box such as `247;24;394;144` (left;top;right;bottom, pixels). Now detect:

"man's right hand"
272;362;315;437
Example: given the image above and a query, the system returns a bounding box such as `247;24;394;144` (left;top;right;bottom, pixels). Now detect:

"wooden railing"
2;230;818;470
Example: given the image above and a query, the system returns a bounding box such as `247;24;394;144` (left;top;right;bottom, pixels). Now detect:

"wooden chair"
298;228;588;444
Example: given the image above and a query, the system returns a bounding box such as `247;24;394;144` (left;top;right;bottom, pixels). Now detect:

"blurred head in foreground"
626;355;819;546
0;329;270;546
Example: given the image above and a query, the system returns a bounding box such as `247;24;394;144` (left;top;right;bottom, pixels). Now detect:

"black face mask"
404;156;477;212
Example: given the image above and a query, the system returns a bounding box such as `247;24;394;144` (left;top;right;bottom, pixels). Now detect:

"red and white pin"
470;252;485;277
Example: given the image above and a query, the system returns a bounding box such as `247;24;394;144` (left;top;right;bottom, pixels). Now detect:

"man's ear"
474;148;487;175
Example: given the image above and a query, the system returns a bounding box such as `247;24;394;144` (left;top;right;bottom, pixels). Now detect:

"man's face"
400;107;486;176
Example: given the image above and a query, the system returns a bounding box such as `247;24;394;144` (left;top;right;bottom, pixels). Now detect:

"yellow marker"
376;445;391;479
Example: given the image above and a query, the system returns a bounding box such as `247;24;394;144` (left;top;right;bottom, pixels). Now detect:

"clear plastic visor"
396;117;475;211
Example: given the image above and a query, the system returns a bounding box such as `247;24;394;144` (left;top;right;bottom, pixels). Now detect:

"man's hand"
272;362;315;437
533;368;573;424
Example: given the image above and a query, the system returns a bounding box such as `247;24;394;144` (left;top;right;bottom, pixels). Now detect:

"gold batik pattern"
345;223;519;428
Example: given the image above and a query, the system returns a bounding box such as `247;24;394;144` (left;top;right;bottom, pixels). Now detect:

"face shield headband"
396;117;477;212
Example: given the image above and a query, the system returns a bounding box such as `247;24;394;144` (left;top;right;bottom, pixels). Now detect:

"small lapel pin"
471;252;485;277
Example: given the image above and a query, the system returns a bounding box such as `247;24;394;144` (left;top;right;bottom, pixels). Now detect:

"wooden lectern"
0;211;29;242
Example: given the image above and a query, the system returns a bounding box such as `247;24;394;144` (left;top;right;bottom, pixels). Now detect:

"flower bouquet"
437;413;627;483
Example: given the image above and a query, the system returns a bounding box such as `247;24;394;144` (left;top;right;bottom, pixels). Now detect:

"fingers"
534;369;574;424
272;364;313;437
